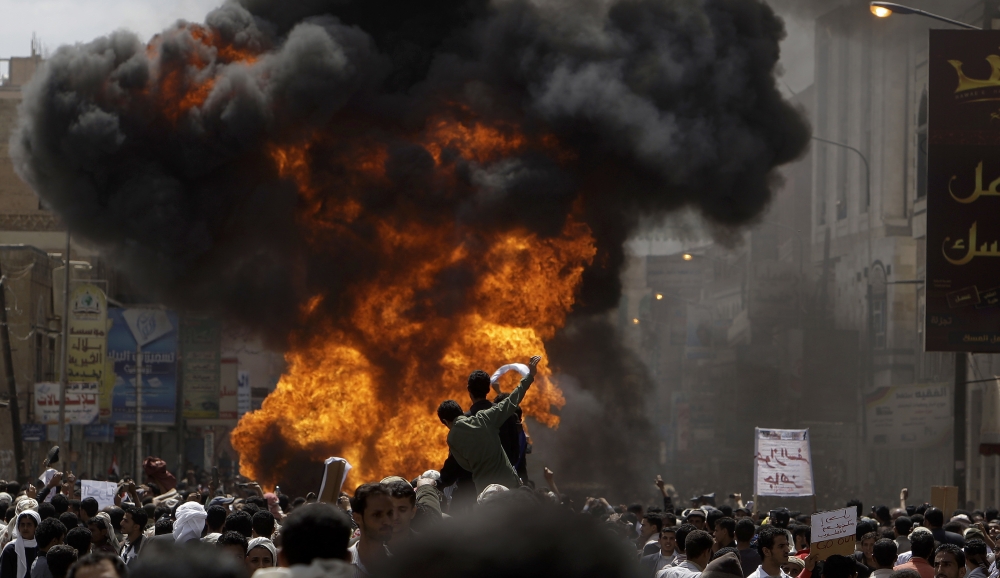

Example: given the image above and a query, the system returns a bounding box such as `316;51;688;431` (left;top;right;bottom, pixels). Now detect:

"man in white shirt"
642;527;678;577
657;530;714;578
749;526;792;578
872;538;899;578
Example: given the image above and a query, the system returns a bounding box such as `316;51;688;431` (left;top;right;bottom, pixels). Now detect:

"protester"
639;513;665;555
250;511;275;539
924;509;965;547
783;557;805;577
171;504;205;545
641;527;678;577
62;529;89;562
85;515;117;556
751;526;791;578
962;539;987;578
932;544;966;578
245;537;276;572
872;539;898;578
736;518;762;578
714;518;737;552
31;518;66;578
1;510;41;578
43;547;75;578
117;506;145;568
214;532;246;565
66;551;126;578
894;517;913;555
894;530;934;578
253;503;353;578
348;484;394;576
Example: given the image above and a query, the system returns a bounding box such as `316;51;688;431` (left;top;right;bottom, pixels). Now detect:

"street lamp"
869;2;982;29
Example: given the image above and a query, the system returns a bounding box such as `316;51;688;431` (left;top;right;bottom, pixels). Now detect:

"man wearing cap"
687;510;708;532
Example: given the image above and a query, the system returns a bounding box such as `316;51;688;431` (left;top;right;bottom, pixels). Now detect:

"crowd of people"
0;357;993;578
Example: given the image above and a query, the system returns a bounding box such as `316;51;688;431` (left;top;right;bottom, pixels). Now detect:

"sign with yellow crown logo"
927;31;1000;351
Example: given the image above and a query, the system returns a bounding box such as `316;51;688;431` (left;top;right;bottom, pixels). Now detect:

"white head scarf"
13;510;40;578
172;502;207;544
0;499;37;549
477;484;509;504
246;537;277;567
92;512;121;553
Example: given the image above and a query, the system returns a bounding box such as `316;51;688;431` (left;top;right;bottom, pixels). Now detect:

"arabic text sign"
865;383;951;448
108;308;178;425
34;382;99;425
753;428;814;497
67;284;109;417
811;507;857;560
81;480;118;510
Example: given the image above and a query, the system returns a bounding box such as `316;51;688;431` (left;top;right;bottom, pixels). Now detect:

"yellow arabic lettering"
949;161;1000;204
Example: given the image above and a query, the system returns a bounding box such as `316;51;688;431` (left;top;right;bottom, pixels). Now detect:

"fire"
231;115;595;488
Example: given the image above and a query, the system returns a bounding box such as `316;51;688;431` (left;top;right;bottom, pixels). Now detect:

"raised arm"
479;356;541;429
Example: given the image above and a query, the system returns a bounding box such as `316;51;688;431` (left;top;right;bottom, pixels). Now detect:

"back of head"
46;545;77;578
791;524;811;544
104;506;124;531
37;518;68;549
846;500;863;519
280;503;352;566
436;400;463;423
894;516;912;535
251;510;275;537
685;530;715;561
823;555;857;578
51;494;69;516
467;370;492;399
675;524;697;554
380;503;638;578
716;517;735;539
217;531;247;551
68;551;126;578
873;538;898;568
80;498;99;518
39;502;56;520
910;531;935;560
154;518;173;536
924;508;944;528
130;541;245;578
735;518;756;543
223;510;252;538
965;538;987;558
704;552;744;578
65;527;92;559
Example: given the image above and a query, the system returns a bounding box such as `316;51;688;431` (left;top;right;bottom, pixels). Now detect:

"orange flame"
231;114;595;488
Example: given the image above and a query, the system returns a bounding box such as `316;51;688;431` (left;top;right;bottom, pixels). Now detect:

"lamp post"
867;0;981;507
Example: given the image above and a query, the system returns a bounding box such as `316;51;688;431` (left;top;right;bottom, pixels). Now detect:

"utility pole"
955;352;967;506
135;340;142;480
0;255;26;483
58;231;70;454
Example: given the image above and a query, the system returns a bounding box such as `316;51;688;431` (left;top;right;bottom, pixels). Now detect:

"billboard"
66;284;110;417
108;308;178;425
34;382;99;425
927;30;1000;351
865;383;951;449
180;316;221;419
753;428;814;497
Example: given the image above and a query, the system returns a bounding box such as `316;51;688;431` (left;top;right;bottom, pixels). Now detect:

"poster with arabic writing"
753;428;814;497
926;31;1000;351
811;507;856;560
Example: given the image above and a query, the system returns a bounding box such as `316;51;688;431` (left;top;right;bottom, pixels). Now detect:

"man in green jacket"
437;355;541;494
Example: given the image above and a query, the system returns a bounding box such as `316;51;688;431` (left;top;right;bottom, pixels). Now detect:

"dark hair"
965;538;988;558
80;498;99;518
86;517;106;532
889;571;922;578
735;518;756;542
924;508;944;528
224;510;253;538
437;400;463;423
154;517;173;535
38;502;57;521
64;527;92;559
713;546;739;560
756;526;787;558
985;508;999;522
104;506;124;531
37;518;68;549
46;544;77;578
68;550;126;578
846;499;863;519
217;530;248;551
51;494;69;515
910;531;935;560
252;510;275;537
674;524;696;554
59;512;79;531
894;516;912;535
874;505;891;523
644;513;664;534
664;512;677;525
911;514;924;527
861;531;878;543
467;370;492;399
205;505;227;531
385;479;416;505
873;538;898;568
856;520;877;540
823;554;857;578
707;509;724;531
628;504;643;514
245;496;266;510
934;543;966;568
153;505;171;522
790;524;811;544
684;530;715;561
4;506;12;523
123;505;148;529
716;517;735;539
351;483;390;516
6;483;20;497
660;526;676;536
279;503;352;566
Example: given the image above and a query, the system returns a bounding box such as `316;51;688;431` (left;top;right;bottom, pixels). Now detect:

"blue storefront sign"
22;424;46;442
108;308;178;425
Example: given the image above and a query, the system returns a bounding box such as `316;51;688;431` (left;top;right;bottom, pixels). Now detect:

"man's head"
934;544;967;578
756;526;790;566
79;498;99;522
846;500;864;520
65;527;92;559
37;518;68;552
895;516;913;538
684;530;715;569
39;502;56;521
437;400;463;428
823;555;859;578
659;527;677;556
205;504;227;533
224;510;253;538
911;530;936;561
103;507;124;534
782;556;806;577
770;509;791;529
467;370;492;402
674;524;696;554
641;512;664;540
686;510;707;531
873;538;898;570
154;517;172;536
119;505;147;541
251;510;275;538
925;508;945;529
351;483;396;543
714;517;735;546
383;479;417;536
790;525;811;551
964;539;988;570
67;551;127;578
735;518;756;544
860;532;878;558
85;517;107;545
217;531;249;565
52;494;69;516
17;512;38;541
46;545;77;578
279;503;352;566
